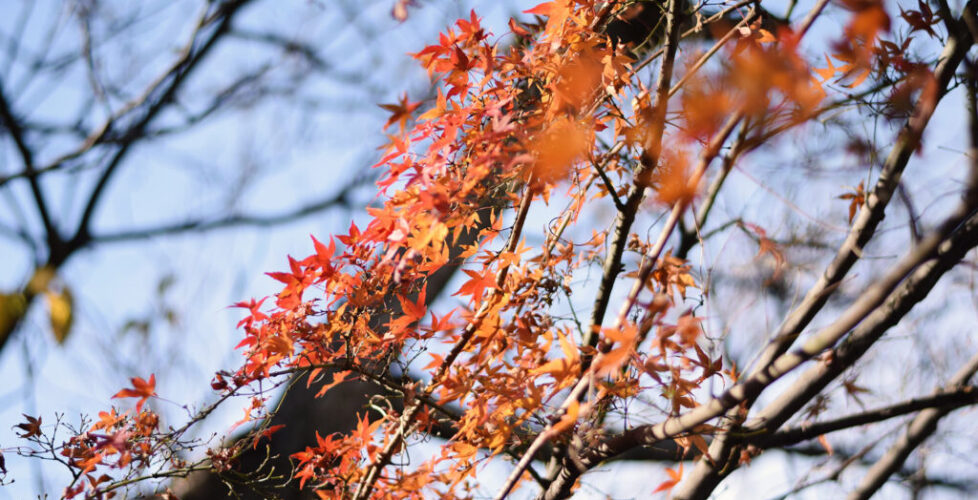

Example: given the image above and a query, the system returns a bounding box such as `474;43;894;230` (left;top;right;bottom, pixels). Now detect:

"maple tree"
11;0;978;499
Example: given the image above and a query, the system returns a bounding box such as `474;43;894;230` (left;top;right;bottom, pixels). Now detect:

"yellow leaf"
451;441;478;459
0;292;28;344
45;288;73;345
557;329;580;365
530;358;570;377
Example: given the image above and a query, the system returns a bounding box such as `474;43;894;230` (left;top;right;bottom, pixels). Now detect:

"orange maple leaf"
379;93;422;132
112;374;157;412
252;424;286;450
315;370;353;398
837;180;865;224
453;268;496;301
528;117;591;183
549;400;579;436
92;409;125;431
594;324;638;377
818;434;834;456
398;285;427;322
552;48;604;112
418;87;448;121
523;2;556;16
815;54;841;82
653;463;684;494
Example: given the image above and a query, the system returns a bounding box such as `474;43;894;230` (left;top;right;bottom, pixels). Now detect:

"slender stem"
520;110;741;500
582;0;688;358
668;9;757;98
753;384;978;449
354;184;535;500
0;80;57;246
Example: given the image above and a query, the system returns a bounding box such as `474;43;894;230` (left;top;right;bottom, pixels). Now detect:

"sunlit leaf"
112;374;157;413
45;288;73;345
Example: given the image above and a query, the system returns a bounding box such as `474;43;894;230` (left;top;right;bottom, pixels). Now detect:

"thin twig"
354;183;535;500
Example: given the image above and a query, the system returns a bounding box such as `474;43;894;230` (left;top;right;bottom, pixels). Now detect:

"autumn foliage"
13;0;978;499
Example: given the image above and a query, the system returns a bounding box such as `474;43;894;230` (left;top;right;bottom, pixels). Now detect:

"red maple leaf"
112;374;157;412
452;268;496;301
653;463;684;494
379;93;422;132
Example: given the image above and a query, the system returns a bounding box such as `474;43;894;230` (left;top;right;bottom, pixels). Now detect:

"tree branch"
71;0;255;255
0;79;57;246
354;185;535;500
673;4;977;496
89;179;365;244
747;0;973;384
580;0;688;358
848;351;978;499
541;168;978;499
752;384;978;450
748;208;978;435
846;56;978;500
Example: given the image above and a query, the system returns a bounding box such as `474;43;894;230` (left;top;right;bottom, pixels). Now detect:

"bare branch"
71;0;255;252
541;170;978;499
89;177;365;244
0;80;57;243
748;208;978;433
748;1;975;381
752;384;978;450
846;58;978;500
671;7;978;496
849;352;978;499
